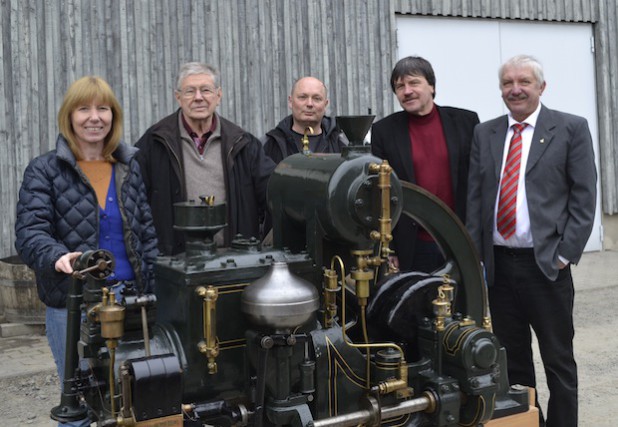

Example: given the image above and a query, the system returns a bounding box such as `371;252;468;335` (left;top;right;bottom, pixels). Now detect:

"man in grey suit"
466;54;596;427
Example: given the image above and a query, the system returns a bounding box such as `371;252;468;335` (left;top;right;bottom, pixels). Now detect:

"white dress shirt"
493;103;542;248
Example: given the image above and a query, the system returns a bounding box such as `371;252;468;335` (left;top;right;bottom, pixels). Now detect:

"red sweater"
408;106;454;240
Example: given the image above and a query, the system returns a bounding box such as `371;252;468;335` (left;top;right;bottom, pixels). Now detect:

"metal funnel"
336;115;375;145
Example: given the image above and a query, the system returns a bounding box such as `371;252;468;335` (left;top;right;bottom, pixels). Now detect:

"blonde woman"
15;76;158;426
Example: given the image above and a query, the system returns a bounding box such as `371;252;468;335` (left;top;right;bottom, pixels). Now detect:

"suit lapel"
438;106;459;194
526;105;555;174
490;117;509;181
393;112;415;182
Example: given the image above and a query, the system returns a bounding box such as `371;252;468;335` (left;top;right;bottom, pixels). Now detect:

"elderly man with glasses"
136;62;276;255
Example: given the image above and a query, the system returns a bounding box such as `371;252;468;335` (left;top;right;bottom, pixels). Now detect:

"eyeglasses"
179;86;218;99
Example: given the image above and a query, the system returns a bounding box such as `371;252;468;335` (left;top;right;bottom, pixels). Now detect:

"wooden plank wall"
0;0;397;258
394;0;597;21
594;0;618;215
1;0;616;258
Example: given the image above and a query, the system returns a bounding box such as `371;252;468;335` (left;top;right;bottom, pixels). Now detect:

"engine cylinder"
268;150;403;250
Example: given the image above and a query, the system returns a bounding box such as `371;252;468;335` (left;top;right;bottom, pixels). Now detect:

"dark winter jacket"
135;110;276;255
15;135;159;308
262;115;348;164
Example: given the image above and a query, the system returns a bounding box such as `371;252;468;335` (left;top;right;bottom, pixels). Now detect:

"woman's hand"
54;252;83;274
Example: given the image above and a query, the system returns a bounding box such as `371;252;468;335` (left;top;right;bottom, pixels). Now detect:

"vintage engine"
51;116;532;427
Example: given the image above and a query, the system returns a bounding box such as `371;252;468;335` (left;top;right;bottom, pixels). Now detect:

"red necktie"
497;123;527;239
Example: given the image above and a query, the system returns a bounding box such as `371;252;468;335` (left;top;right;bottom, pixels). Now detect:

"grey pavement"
0;249;616;426
0;330;55;380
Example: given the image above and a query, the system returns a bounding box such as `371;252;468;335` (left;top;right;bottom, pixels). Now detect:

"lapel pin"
540;138;545;144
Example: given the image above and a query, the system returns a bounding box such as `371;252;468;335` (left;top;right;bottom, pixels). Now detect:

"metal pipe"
309;408;371;427
50;272;89;423
119;363;133;421
51;250;113;423
254;337;271;427
380;394;432;419
140;305;151;357
334;254;407;391
108;344;117;416
308;395;432;427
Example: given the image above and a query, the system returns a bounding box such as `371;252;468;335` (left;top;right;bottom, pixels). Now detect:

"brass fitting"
323;269;340;328
350;250;376;308
87;288;126;418
351;269;372;308
422;390;438;414
115;415;137;426
351;249;383;271
198;341;219;374
368;160;394;260
459;316;476;327
196;286;219;374
99;291;126;340
377;361;411;398
432;284;453;332
334;253;410;394
377;378;407;395
199;195;215;206
116;363;137;426
302;126;314;154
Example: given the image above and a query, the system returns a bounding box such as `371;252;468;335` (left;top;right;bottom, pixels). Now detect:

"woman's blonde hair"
57;76;123;161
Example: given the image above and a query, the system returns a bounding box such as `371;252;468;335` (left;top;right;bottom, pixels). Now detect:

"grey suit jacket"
466;104;596;285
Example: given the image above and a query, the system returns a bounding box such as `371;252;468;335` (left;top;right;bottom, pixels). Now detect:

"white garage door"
396;16;602;251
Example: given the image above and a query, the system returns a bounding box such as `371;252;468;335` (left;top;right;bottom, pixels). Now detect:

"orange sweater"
77;160;112;209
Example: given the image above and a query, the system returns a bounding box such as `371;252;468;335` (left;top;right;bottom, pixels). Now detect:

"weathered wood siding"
394;0;597;21
1;0;616;258
594;0;618;216
0;0;397;258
